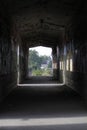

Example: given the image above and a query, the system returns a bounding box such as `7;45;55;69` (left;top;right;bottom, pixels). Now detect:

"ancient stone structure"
0;0;87;103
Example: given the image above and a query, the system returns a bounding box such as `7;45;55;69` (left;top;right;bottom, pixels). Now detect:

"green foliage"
32;69;52;76
29;50;41;69
32;69;43;76
28;49;52;76
41;69;52;76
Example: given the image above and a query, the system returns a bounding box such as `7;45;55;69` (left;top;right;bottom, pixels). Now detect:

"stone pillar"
22;44;29;78
52;46;58;79
25;48;29;78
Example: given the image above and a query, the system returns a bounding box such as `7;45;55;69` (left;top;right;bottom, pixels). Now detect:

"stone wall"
0;14;18;101
58;10;87;103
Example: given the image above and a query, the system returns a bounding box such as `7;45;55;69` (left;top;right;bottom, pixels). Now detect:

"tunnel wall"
18;43;28;83
59;6;87;103
0;14;26;101
52;46;59;80
11;22;27;84
58;46;64;83
0;14;18;101
11;15;28;84
59;38;87;100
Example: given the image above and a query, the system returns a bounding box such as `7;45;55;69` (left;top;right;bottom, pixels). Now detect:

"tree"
28;49;52;76
29;50;41;69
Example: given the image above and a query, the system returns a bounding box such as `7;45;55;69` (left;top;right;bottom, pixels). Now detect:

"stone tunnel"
0;0;87;129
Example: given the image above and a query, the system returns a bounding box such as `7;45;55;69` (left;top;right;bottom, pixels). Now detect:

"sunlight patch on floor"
0;117;87;127
17;83;65;87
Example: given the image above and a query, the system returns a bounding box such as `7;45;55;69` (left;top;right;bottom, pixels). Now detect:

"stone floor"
0;77;87;130
22;76;59;84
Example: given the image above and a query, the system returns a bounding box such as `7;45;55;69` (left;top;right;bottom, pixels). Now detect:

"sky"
29;46;52;56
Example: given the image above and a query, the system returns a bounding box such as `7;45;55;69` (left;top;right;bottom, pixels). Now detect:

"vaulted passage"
0;0;87;129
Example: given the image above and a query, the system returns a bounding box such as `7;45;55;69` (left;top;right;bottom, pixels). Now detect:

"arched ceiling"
3;0;83;47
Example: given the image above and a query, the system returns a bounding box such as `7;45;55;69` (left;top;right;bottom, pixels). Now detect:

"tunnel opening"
28;46;53;77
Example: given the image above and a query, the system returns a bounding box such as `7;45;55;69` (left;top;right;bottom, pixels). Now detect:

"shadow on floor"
0;78;87;129
21;76;60;84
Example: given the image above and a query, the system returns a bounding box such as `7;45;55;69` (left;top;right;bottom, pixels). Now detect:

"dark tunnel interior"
0;0;87;129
